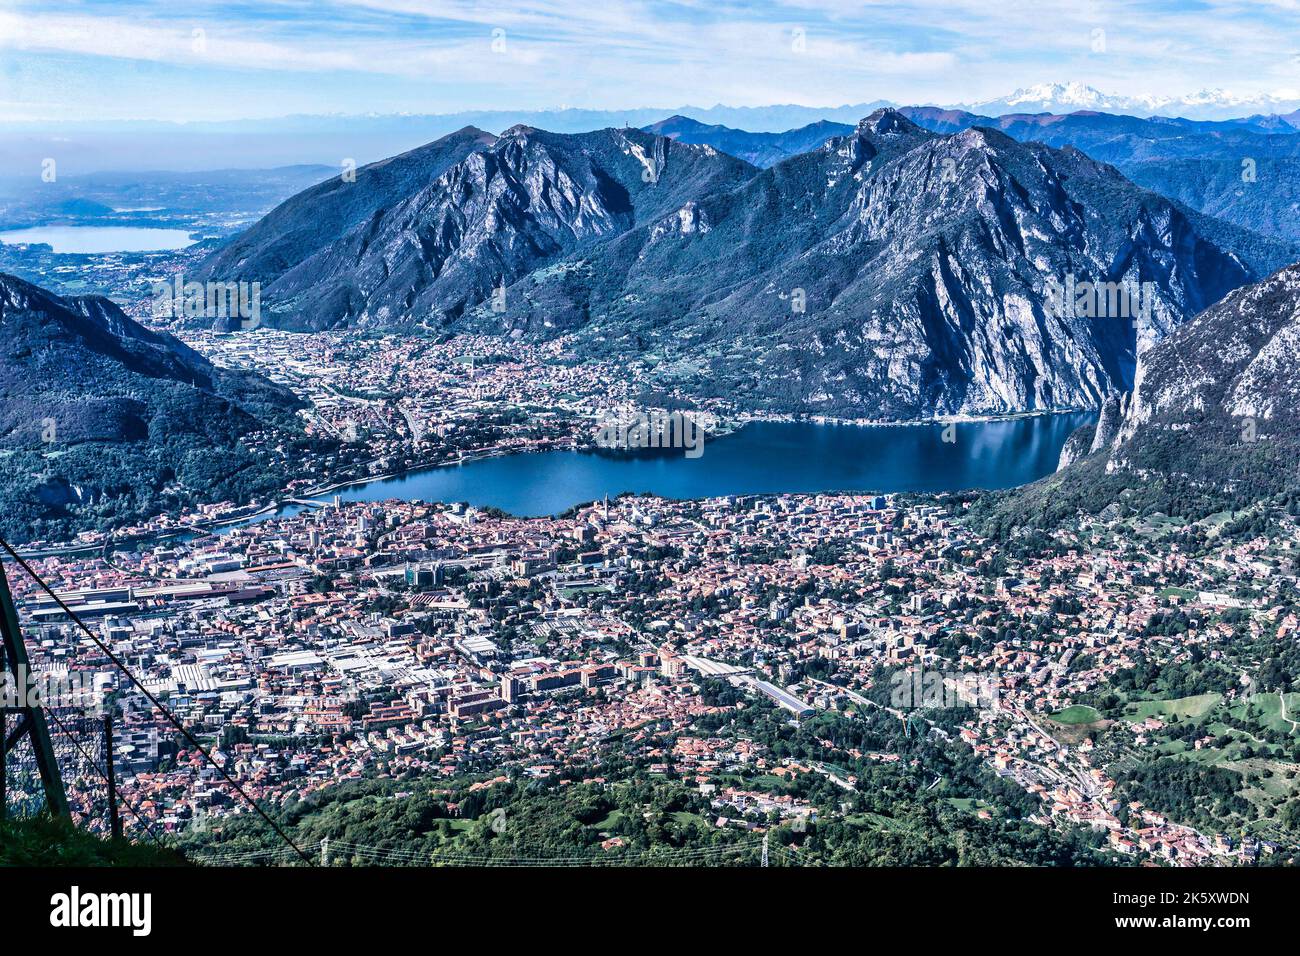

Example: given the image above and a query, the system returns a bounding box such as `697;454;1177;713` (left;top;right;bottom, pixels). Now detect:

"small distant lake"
228;413;1095;527
0;225;196;253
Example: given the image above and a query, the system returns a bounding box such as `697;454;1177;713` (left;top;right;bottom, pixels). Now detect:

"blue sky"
1;0;1298;121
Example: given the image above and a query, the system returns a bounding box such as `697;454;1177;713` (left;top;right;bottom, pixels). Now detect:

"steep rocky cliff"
201;110;1294;419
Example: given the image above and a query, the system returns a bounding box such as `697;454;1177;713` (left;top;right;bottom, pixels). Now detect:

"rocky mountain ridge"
200;109;1297;419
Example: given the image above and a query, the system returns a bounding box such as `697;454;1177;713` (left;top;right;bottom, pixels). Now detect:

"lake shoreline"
236;406;1092;517
15;408;1095;557
205;408;1096;532
0;224;198;255
733;406;1090;430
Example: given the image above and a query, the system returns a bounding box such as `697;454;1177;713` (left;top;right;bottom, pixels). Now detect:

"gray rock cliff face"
1089;393;1129;453
1057;424;1098;471
233;126;756;332
201;110;1294;419
1098;263;1300;483
196;125;499;289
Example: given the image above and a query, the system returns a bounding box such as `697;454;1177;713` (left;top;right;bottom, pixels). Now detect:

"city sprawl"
15;435;1300;863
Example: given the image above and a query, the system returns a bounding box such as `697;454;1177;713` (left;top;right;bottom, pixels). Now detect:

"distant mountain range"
961;82;1300;122
647;107;1300;166
198;109;1296;421
642;117;859;168
0;273;305;542
8;83;1300;173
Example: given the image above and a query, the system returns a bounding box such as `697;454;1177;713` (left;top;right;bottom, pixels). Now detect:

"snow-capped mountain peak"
963;82;1300;120
1003;82;1111;108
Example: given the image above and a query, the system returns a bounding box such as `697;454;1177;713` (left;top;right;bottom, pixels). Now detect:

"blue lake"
0;225;196;253
238;413;1095;523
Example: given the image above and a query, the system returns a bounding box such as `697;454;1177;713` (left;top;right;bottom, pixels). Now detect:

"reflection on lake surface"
239;413;1096;524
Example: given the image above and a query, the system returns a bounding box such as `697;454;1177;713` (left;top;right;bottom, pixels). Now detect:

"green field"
556;584;615;600
945;797;994;815
1124;693;1221;723
1051;705;1102;725
1232;692;1300;736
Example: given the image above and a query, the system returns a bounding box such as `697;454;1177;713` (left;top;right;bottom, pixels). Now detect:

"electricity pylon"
0;557;68;818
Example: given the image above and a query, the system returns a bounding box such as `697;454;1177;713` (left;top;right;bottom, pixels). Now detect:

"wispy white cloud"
0;9;546;74
0;0;1296;120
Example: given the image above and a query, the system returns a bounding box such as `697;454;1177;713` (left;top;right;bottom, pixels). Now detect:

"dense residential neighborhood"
14;463;1298;864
